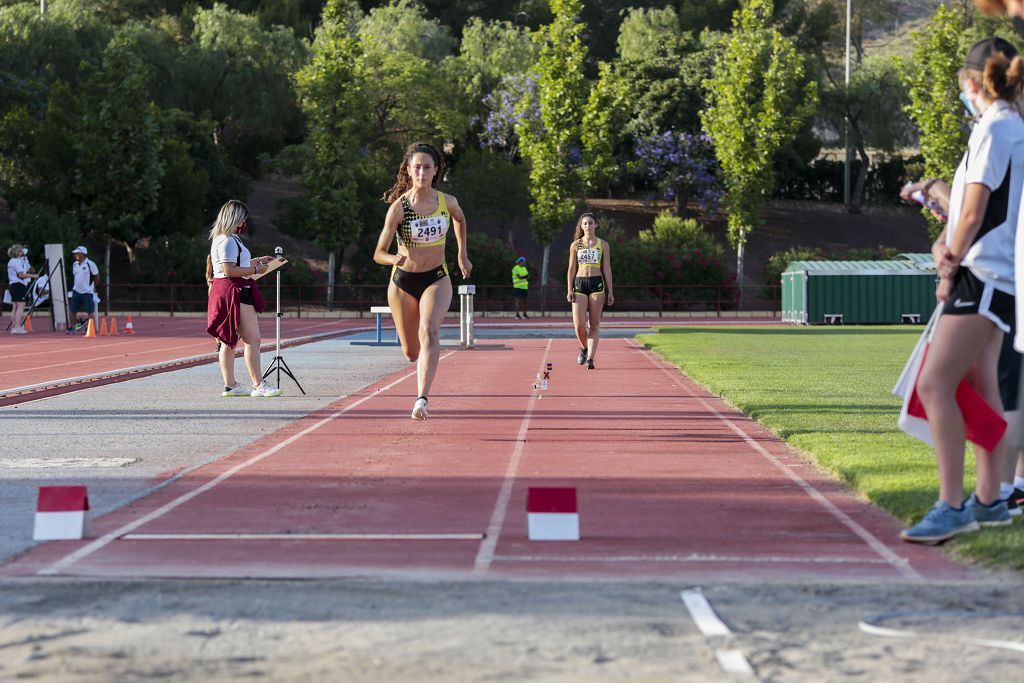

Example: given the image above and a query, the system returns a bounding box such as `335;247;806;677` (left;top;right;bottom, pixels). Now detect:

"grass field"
639;326;1024;571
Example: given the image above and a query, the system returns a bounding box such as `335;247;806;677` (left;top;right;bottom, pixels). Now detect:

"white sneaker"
221;384;250;397
10;326;26;334
411;397;429;421
250;381;283;397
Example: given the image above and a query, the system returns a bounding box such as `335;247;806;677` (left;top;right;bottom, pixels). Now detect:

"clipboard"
246;257;287;280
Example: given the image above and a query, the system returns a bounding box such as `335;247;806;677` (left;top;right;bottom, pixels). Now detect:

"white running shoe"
411;397;429;421
251;381;283;397
10;326;26;334
221;384;250;397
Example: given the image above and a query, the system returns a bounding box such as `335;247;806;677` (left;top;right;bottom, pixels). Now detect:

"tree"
516;0;588;293
450;16;536;131
580;61;631;197
898;4;967;238
73;31;164;265
188;4;308;174
634;131;721;215
701;0;816;291
818;53;913;213
294;0;371;307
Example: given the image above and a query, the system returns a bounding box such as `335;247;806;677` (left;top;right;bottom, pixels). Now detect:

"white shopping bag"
894;305;942;445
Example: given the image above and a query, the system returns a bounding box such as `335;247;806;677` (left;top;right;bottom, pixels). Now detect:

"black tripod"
261;246;305;394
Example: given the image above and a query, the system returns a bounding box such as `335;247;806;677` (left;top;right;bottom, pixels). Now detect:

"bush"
609;212;736;310
260;143;309;177
763;246;825;292
0;203;83;268
773;156;918;205
845;245;901;261
639;211;723;259
131;232;212;286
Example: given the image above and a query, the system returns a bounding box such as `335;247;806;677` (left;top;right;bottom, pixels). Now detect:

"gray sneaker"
966;494;1012;527
901;501;979;544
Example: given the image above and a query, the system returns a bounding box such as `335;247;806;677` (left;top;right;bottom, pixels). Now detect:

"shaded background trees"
0;0;1001;301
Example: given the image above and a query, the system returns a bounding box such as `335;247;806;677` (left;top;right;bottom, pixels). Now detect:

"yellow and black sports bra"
576;239;603;268
398;192;451;248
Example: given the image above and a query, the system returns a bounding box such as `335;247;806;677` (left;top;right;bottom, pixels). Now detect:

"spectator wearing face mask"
901;37;1024;544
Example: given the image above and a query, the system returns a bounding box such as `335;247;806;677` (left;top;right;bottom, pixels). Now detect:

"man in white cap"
69;246;99;331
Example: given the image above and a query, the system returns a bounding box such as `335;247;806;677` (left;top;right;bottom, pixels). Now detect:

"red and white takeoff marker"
33;486;91;541
527;487;579;541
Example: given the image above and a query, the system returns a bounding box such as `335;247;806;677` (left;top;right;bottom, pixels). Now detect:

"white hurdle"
459;284;475;348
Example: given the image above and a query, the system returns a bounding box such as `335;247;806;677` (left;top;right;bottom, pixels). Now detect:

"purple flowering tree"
634;131;721;216
479;74;542;158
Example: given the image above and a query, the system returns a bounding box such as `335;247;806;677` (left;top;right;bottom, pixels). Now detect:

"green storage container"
781;256;936;324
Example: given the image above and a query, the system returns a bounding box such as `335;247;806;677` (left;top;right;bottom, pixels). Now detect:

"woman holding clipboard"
206;199;284;397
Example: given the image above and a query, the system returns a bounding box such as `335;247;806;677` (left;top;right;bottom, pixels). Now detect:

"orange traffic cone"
108;317;119;335
84;319;98;337
99;318;108;336
23;315;31;332
123;316;135;334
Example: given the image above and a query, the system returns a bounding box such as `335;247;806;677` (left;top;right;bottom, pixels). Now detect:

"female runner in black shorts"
373;142;472;420
566;213;614;369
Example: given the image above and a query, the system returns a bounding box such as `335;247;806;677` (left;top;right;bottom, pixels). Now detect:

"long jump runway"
2;339;973;582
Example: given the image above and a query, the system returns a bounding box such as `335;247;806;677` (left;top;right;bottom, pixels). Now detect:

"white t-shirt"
72;258;99;294
7;256;30;286
30;274;49;303
948;100;1024;295
211;235;251;279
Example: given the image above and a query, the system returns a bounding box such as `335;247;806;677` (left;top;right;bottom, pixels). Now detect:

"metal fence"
105;282;782;317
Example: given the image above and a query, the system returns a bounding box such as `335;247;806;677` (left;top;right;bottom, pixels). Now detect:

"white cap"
71;246;87;255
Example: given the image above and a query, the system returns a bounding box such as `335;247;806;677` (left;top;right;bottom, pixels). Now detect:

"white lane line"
37;352;455;576
472;339;553;575
494;554;890;565
680;590;756;678
681;590;733;636
716;650;756;676
122;533;484;541
634;341;924;582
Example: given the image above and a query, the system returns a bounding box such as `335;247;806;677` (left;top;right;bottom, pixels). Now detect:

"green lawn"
639;326;1024;571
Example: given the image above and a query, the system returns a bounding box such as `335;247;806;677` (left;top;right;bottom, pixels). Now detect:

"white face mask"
960;91;979;119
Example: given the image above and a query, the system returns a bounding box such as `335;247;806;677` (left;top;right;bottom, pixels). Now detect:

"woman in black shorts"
373;142;472;421
901;37;1024;543
6;244;36;335
566;213;614;369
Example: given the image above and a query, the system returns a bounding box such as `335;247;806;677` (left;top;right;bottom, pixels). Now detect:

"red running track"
2;338;970;583
0;317;372;398
0;315;778;398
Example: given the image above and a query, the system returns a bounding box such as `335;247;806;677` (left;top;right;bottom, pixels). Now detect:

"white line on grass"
37;352;455;576
634;341;924;582
472;339;553;575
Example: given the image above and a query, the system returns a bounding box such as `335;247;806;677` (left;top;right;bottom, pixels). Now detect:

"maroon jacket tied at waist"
206;277;265;347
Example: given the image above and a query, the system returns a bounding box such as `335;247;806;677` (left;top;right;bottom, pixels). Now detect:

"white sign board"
44;243;69;331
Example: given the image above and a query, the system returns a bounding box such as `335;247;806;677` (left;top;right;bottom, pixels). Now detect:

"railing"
103;282;781;317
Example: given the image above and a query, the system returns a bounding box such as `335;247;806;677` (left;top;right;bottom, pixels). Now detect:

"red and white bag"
894;305;1007;451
